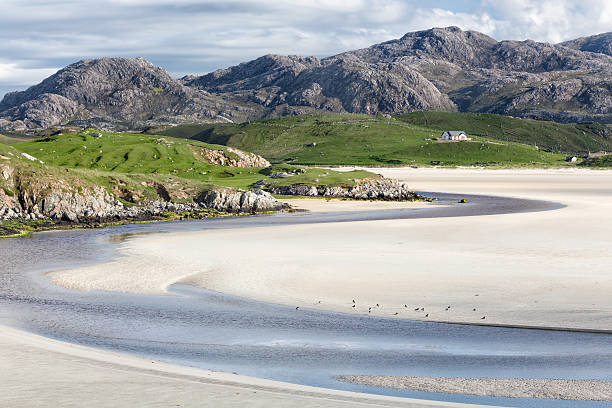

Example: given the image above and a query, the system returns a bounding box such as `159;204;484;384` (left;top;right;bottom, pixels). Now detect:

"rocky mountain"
186;27;611;123
561;32;612;57
1;27;611;131
0;57;264;132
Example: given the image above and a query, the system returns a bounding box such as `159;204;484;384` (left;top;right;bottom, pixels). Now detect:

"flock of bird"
297;299;487;320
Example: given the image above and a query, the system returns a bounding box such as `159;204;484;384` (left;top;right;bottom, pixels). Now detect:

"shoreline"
47;167;612;331
0;325;498;408
335;376;612;402
0;208;291;238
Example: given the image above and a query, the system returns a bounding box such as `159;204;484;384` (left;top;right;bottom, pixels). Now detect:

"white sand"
280;197;435;212
1;325;490;408
336;376;612;401
49;168;612;330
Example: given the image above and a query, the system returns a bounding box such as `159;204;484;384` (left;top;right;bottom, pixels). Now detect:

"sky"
1;0;611;99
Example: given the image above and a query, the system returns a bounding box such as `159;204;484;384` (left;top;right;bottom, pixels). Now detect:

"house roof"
443;131;466;136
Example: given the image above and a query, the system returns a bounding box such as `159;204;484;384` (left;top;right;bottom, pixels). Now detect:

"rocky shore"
2;187;284;218
266;178;425;201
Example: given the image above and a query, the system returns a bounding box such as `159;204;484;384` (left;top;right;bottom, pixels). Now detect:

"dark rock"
267;178;424;201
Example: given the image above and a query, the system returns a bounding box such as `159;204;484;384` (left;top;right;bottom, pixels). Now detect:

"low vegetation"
395;111;612;154
13;130;373;191
157;114;569;167
580;155;612;167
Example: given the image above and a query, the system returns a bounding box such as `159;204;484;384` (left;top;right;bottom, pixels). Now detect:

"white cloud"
0;63;59;86
0;0;610;99
484;0;612;43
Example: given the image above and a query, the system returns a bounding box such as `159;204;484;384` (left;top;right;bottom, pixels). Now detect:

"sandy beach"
281;197;435;212
336;376;612;401
1;325;492;408
49;167;612;331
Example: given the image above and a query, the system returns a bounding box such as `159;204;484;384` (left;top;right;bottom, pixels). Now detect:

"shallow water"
1;193;611;408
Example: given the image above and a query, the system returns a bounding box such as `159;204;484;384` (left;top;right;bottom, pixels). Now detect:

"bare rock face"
185;50;456;115
0;158;285;223
186;26;612;122
0;57;262;131
0;160;124;221
266;178;423;201
561;32;612;57
191;145;270;168
196;187;288;212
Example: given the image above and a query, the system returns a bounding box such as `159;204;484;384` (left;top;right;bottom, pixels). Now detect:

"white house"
440;131;471;141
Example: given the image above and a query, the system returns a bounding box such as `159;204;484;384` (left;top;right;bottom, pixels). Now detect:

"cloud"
0;0;610;99
484;0;612;43
0;63;59;86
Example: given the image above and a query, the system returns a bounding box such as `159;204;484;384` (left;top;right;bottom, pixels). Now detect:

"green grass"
157;114;569;167
0;133;38;145
11;130;375;192
580;155;612;167
395;111;612;154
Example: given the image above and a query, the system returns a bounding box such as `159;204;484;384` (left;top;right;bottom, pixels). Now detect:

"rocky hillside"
561;32;612;57
186;27;611;123
0;144;286;231
0;58;265;132
1;28;611;131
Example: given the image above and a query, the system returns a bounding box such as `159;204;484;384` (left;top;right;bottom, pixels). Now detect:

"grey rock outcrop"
267;178;423;201
185;27;612;122
0;159;287;223
561;32;612;57
196;187;289;212
0;57;263;131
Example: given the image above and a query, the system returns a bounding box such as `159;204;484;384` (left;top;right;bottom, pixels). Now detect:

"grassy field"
395;111;612;153
12;130;374;192
580;155;612;167
158;114;569;167
0;133;38;145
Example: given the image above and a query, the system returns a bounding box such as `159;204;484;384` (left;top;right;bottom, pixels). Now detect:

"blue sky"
1;0;611;99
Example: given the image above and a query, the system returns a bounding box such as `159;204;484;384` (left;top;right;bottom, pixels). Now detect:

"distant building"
566;156;578;162
440;131;471;141
587;151;610;159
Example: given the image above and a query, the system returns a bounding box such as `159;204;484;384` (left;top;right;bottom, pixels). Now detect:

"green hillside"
395;111;612;153
158;114;568;167
580;155;612;167
13;130;373;192
0;133;38;145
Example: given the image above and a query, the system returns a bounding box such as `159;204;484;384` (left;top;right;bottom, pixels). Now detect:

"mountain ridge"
1;27;611;131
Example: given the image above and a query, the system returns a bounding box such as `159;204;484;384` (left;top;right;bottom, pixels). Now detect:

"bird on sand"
425;313;429;317
394;312;398;315
296;307;299;310
481;316;486;320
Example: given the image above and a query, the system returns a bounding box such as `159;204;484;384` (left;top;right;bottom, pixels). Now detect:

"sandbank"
280;197;435;212
0;325;497;408
336;376;612;401
48;167;612;331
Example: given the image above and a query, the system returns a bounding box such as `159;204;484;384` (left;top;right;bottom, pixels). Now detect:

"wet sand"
49;168;612;331
336;376;612;401
0;326;495;408
280;197;436;212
